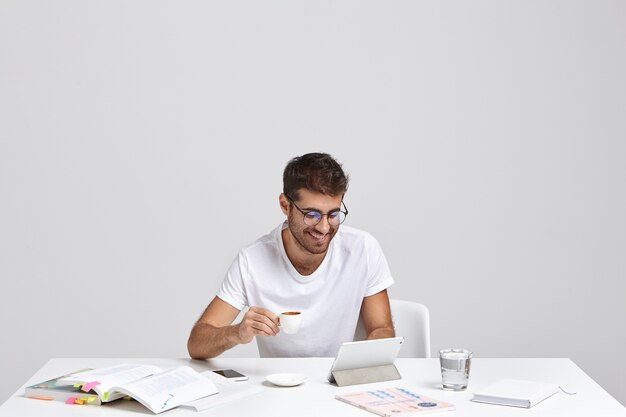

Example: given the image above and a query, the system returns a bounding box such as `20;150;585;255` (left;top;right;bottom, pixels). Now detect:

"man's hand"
188;299;281;359
236;306;280;343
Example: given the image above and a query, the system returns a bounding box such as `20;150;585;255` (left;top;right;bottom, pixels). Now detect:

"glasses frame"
286;195;349;226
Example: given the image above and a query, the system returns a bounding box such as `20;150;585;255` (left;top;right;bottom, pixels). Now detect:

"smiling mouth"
308;230;327;242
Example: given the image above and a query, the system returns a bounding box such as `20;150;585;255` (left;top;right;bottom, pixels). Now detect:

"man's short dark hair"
283;153;349;200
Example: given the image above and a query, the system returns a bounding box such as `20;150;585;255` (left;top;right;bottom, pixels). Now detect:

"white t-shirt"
217;222;394;357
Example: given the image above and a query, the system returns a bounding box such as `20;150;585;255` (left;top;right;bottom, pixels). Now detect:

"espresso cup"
279;311;302;334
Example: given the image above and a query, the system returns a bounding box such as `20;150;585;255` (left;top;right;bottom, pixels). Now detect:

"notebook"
336;387;455;416
471;379;560;408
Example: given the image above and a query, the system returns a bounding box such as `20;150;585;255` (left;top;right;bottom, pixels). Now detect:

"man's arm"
187;297;280;359
361;289;396;340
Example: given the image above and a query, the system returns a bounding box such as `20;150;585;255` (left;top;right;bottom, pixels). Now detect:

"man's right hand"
236;306;280;344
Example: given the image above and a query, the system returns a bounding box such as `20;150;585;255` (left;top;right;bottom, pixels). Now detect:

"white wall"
1;0;625;406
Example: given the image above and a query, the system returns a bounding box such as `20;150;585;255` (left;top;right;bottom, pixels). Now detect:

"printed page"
181;370;265;411
57;364;163;401
109;366;218;414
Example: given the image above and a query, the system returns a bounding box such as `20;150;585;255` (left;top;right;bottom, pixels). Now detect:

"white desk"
1;357;624;416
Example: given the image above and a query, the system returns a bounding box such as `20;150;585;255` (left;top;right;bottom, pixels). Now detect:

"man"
188;153;395;358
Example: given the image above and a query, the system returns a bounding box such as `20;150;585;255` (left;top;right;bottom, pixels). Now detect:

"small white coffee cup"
279;311;302;334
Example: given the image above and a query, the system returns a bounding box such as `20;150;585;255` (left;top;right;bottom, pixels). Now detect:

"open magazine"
56;364;218;413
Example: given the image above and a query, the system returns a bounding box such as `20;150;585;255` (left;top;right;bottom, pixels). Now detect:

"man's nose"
315;215;331;233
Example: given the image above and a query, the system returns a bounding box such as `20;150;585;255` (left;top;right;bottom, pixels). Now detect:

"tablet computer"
327;337;404;383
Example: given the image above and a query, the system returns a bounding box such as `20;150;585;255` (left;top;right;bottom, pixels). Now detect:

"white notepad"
471;379;560;408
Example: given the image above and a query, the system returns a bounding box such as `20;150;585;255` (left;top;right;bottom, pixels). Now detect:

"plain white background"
1;0;624;407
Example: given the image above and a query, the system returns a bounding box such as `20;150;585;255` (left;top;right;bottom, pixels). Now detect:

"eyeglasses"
286;195;349;226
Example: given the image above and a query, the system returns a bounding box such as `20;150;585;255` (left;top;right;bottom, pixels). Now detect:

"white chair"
389;299;431;358
354;299;431;358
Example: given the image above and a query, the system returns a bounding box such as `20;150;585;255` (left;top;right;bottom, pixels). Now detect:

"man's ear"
279;193;290;215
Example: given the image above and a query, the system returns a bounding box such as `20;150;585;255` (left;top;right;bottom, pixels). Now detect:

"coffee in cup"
279;311;302;334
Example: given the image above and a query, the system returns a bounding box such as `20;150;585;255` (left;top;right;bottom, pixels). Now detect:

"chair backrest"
390;299;431;358
353;299;431;358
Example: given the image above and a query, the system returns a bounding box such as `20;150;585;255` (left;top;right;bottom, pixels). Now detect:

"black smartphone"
211;369;249;381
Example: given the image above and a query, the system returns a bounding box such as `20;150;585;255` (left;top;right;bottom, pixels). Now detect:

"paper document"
181;371;265;412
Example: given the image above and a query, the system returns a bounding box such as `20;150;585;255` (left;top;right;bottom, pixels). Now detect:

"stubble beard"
287;215;337;255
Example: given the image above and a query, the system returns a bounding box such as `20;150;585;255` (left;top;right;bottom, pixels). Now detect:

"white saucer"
265;373;307;387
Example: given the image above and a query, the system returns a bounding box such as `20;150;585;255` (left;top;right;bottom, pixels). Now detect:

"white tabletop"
1;357;624;416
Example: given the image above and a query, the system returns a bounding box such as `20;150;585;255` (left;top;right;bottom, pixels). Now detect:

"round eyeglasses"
286;195;349;226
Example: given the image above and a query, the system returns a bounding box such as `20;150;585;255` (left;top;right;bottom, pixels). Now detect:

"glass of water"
439;348;472;391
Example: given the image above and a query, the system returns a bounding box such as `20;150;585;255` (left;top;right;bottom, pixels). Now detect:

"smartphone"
211;369;249;381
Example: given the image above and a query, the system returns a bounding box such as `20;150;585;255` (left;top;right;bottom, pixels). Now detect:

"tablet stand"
331;364;401;387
